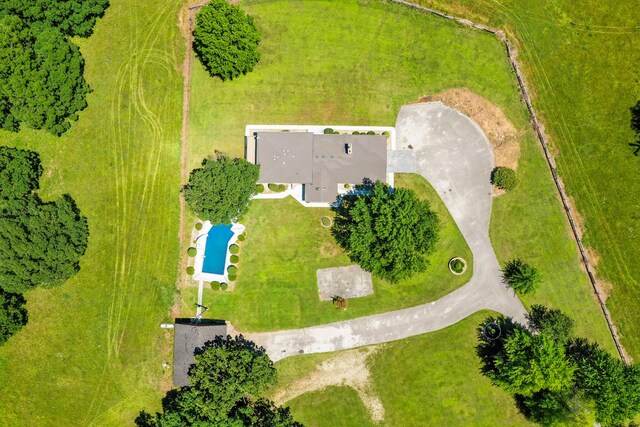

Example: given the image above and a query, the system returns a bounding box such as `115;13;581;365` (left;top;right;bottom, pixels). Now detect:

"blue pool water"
202;224;234;275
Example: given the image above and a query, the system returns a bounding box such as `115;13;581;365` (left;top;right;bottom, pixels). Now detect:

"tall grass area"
186;174;472;330
0;0;183;425
188;0;614;348
413;0;640;358
271;312;533;426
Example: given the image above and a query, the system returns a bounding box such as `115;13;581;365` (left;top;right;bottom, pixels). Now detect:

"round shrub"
230;254;239;263
195;222;203;231
210;281;220;290
503;258;541;295
228;274;237;282
344;183;351;189
366;130;376;135
451;260;464;273
227;265;238;275
186;266;195;275
237;233;246;241
323;128;334;134
256;183;264;193
382;131;390;138
352;131;360;135
229;244;239;255
187;247;197;257
491;167;517;191
268;183;286;192
278;184;287;192
220;282;228;290
193;0;261;81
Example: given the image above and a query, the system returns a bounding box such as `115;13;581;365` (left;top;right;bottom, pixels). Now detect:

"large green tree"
0;194;89;293
0;146;42;199
0;16;91;135
566;338;640;425
502;258;541;295
136;335;302;426
183;154;260;224
0;287;27;345
0;0;108;37
193;0;261;81
527;305;575;345
332;181;439;283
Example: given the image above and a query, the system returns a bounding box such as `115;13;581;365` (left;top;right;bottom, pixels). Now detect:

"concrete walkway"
245;103;527;362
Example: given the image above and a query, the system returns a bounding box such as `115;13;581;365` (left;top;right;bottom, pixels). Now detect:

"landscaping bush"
195;222;203;231
323;128;334;134
352;131;360;135
220;283;228;290
210;281;220;290
187;247;197;257
503;258;541;295
227;265;238;275
230;255;239;263
186;266;195;275
451;259;464;273
256;183;264;193
228;274;237;282
491;167;517;191
268;183;286;193
193;0;260;80
382;131;390;138
344;183;351;189
237;233;246;241
229;244;239;255
366;130;376;135
278;184;287;192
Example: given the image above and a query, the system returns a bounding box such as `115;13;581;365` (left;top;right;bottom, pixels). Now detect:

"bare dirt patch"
273;346;385;422
420;88;521;170
319;242;339;258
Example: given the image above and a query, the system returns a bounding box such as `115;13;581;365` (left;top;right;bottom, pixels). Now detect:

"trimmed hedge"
230;254;239;263
195;222;203;230
451;259;464;273
228;274;237;282
491;167;517;191
366;130;376;135
256;183;264;193
352;131;360;135
324;128;334;134
220;283;228;290
229;244;239;255
187;247;197;257
268;183;287;193
210;281;220;290
227;265;238;275
382;131;390;138
186;266;195;275
237;233;246;241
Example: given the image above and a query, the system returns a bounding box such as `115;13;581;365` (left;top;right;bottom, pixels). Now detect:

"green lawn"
414;0;640;359
187;0;615;348
184;173;472;331
271;312;534;426
0;0;183;424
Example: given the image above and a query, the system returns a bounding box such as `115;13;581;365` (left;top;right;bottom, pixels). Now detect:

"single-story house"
248;131;388;204
172;319;228;387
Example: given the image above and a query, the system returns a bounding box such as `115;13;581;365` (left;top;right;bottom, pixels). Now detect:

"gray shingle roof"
255;132;314;184
172;320;227;387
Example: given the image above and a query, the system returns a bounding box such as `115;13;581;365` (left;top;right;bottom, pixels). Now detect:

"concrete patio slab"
317;265;374;301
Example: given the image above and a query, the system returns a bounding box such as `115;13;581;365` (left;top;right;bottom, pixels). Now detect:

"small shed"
172;319;228;387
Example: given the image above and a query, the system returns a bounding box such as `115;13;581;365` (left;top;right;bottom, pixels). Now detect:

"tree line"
0;0;108;135
0;147;89;345
477;306;640;425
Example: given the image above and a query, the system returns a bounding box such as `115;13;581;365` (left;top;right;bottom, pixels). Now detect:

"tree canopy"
332;181;439;283
0;146;42;199
136;335;302;427
477;309;640;426
0;147;89;294
502;258;541;295
0;288;27;345
0;0;109;37
183;154;260;224
193;0;261;80
0;16;91;135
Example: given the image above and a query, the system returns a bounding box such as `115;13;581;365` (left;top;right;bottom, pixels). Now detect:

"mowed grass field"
0;0;183;425
270;312;533;426
184;174;472;330
414;0;640;358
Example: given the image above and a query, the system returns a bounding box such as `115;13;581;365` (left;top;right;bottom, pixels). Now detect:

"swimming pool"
202;224;234;275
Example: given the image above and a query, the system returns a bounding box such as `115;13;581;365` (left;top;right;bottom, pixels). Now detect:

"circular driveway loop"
245;103;527;361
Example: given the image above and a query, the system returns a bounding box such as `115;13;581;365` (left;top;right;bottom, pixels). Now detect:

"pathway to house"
245;103;527;362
